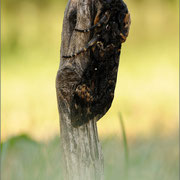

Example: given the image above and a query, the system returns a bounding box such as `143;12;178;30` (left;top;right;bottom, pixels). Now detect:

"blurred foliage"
1;134;179;180
1;0;179;141
1;135;63;180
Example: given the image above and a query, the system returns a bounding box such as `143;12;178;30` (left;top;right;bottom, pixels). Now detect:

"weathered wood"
56;0;131;179
56;0;104;179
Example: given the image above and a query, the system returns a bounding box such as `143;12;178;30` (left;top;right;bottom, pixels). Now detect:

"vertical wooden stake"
56;0;104;179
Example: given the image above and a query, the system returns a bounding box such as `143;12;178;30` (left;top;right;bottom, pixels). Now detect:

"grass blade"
119;112;129;179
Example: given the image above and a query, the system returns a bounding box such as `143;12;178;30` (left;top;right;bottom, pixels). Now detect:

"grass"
119;113;129;179
1;132;179;180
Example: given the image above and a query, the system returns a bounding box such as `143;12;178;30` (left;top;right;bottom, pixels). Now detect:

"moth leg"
75;11;110;33
62;35;99;59
93;9;101;26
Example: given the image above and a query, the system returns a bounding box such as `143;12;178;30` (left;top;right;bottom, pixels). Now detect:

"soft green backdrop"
1;0;179;179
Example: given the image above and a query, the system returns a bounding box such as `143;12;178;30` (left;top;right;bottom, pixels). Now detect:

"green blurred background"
1;0;179;179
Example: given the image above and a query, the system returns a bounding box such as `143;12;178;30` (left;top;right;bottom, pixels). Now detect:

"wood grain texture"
56;0;104;179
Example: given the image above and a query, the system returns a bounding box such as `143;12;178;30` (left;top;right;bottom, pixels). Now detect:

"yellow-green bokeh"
2;0;179;141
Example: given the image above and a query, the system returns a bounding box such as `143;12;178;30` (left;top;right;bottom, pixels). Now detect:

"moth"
63;0;131;127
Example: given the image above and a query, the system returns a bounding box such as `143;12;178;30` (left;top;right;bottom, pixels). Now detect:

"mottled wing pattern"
69;0;131;127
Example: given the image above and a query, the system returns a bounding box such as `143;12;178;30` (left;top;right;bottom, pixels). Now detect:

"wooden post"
56;0;130;179
56;0;104;179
